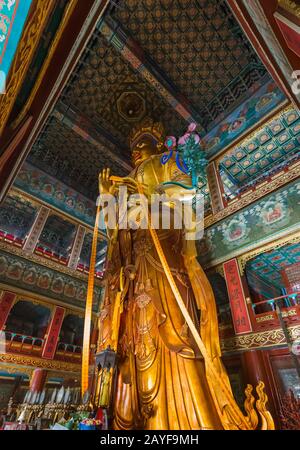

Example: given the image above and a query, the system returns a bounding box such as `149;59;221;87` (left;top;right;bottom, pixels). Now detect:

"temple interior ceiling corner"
0;0;300;432
17;0;273;204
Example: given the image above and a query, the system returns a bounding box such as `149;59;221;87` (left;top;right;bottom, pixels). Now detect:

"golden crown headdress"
129;117;165;150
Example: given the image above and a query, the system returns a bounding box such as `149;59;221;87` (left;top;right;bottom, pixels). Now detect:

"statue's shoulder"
157;152;185;178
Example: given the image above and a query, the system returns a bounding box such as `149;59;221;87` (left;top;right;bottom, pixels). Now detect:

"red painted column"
207;161;227;214
42;306;65;360
223;258;253;335
0;291;16;330
241;350;278;424
30;369;47;393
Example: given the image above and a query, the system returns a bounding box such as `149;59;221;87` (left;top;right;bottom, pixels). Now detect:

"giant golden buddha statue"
90;118;274;430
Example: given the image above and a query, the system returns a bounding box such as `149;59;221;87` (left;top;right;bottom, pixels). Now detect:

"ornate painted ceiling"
0;192;39;243
109;0;267;130
23;0;272;205
220;106;300;195
27;115;129;200
14;163;97;227
1;0;299;320
246;242;300;295
60;30;187;148
4;0;298;285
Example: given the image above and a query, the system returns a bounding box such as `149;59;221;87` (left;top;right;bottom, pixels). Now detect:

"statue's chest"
134;159;166;194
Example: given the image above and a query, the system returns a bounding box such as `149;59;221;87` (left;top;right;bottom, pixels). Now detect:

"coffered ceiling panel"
27;116;128;200
60;32;187;148
220;107;300;194
110;0;267;129
246;242;300;291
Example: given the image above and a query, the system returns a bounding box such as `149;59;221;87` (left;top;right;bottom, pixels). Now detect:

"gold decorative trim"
278;0;300;17
238;230;300;274
214;264;225;278
0;1;54;136
0;363;33;377
221;325;300;353
256;315;276;323
204;160;300;228
12;1;78;129
0;352;81;373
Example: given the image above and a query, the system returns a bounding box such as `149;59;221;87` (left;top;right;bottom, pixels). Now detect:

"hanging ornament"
160;123;208;189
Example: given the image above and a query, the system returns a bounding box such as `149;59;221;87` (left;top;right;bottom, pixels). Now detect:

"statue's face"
131;136;157;167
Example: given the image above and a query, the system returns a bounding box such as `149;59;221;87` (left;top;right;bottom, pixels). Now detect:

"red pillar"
42;306;65;360
223;258;253;335
30;369;47;393
241;350;278;424
0;291;16;330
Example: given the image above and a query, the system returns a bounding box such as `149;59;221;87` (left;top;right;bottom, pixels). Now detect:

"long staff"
133;179;252;430
81;203;101;397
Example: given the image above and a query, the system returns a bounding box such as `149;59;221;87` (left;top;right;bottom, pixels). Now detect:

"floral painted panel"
0;250;103;311
198;179;300;267
14;163;96;227
203;79;286;159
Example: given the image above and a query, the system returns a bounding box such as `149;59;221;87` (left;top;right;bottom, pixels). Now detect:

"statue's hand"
99;168;116;195
121;177;138;194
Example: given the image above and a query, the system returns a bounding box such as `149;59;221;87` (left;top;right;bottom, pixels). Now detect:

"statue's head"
129;118;165;167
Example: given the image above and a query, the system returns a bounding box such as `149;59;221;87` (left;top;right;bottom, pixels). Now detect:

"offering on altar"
78;418;102;430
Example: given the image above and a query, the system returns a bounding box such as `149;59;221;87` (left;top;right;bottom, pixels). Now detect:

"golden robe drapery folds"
97;152;234;430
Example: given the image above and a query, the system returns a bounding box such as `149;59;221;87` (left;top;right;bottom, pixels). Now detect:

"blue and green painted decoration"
161;123;208;190
0;0;32;92
246;242;300;292
220;107;300;189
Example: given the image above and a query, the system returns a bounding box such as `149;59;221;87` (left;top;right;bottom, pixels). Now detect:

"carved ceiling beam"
98;18;204;134
221;324;300;354
0;239;103;286
227;0;300;108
